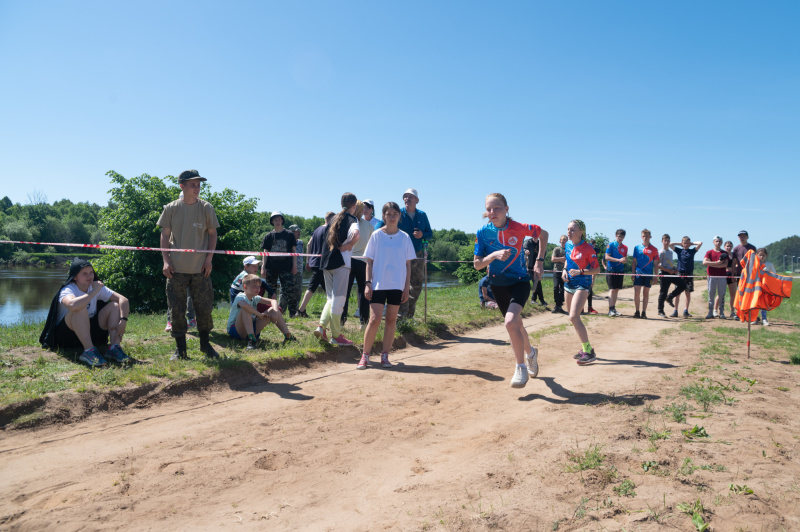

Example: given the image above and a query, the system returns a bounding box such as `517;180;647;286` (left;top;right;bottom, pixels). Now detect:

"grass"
564;442;605;472
0;283;550;409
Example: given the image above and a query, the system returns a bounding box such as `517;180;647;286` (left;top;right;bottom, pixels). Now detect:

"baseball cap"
738;230;749;237
714;235;722;241
178;169;207;183
403;188;419;200
288;224;300;231
270;211;284;224
363;199;375;208
243;256;261;266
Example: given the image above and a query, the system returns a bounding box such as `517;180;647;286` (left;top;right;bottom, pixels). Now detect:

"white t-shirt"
341;220;360;269
364;229;417;291
57;283;114;324
227;292;262;329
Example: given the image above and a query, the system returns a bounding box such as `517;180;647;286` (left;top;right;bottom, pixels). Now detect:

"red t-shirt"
704;249;729;278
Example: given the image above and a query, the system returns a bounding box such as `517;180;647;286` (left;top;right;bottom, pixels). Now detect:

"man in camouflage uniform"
289;224;305;317
158;169;221;360
260;212;298;316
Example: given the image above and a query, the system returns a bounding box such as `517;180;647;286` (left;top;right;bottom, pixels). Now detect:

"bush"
454;245;483;285
94;171;259;312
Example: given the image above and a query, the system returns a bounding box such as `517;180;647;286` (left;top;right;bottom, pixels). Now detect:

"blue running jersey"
605;241;628;273
474;220;542;286
565;240;599;289
633;244;659;275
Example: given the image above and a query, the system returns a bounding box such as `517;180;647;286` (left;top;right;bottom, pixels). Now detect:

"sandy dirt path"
2;285;799;531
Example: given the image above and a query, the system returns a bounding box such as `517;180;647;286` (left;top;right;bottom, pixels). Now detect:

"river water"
0;267;463;326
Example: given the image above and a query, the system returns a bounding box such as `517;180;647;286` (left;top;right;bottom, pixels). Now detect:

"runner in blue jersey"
563;220;601;365
630;229;660;319
604;229;628;316
474;193;548;389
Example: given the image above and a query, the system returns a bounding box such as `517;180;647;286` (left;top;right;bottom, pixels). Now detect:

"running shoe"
313;326;328;342
380;352;392;368
573;351;583;359
588;308;598;315
525;347;539;378
712;309;719;318
247;339;259;350
683;311;692;318
164;321;172;332
658;311;667;318
665;296;675;308
608;310;616;317
705;312;714;319
670;310;678;318
105;344;130;363
357;354;370;369
576;349;597;366
762;318;770;326
633;311;641;319
510;366;529;388
613;309;622;317
719;311;726;319
641;312;647;320
331;334;354;347
79;347;107;368
188;318;197;328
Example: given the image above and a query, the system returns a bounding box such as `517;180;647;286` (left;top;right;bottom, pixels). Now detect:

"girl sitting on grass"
473;193;548;389
358;201;417;369
563;220;601;365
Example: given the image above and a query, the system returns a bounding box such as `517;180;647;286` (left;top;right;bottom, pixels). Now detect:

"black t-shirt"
523;238;539;270
675;247;698;274
321;213;358;271
261;229;297;273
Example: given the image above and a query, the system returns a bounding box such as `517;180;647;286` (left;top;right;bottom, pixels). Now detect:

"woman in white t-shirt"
43;259;130;368
358;202;417;369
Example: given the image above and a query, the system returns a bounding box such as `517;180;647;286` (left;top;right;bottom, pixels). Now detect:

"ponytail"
327;192;358;250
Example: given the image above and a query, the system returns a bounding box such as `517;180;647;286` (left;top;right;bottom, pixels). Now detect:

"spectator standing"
297;212;335;317
630;229;659;319
550;234;568;314
604;229;628;317
723;240;737;319
376;188;432;319
669;236;702;318
363;199;381;229
158;169;220;360
289;224;304;317
342;201;375;327
657;234;686;318
731;230;756;320
523;236;547;306
702;236;729;319
260;212;298;317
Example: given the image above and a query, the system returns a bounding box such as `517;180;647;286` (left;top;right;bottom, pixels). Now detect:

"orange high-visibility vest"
734;250;793;322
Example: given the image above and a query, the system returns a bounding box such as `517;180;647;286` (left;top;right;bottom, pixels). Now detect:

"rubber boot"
199;331;220;359
170;335;189;361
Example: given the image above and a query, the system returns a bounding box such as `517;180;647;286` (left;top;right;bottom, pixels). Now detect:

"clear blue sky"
1;1;797;247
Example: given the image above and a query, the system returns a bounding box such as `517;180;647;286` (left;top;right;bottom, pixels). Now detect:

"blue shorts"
564;282;590;294
227;323;259;340
633;276;652;287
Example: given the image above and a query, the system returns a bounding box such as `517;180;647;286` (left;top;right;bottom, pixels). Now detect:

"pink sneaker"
357;354;370;369
331;334;353;346
380;353;392;368
164;321;172;332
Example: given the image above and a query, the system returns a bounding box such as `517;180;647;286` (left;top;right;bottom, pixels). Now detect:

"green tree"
94;171;259;312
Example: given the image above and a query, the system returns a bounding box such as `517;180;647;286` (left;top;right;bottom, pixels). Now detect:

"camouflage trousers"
293;272;304;307
166;272;214;337
265;270;298;315
399;250;425;319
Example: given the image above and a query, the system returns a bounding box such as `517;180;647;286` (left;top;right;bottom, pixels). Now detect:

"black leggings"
342;258;370;325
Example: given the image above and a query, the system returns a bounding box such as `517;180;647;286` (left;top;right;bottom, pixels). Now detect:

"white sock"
517;363;526;369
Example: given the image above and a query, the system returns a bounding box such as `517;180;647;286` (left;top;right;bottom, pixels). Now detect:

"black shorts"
633;276;652;287
491;281;530;316
726;275;736;286
53;302;108;349
371;289;402;306
679;274;694;293
608;274;624;290
307;268;326;293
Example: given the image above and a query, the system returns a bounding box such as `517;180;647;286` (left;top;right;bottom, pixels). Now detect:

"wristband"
365;281;373;285
120;317;128;321
536;258;544;262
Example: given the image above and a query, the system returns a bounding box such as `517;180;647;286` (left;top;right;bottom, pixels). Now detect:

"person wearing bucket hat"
260;211;299;316
39;258;131;367
375;188;432;319
158;169;221;360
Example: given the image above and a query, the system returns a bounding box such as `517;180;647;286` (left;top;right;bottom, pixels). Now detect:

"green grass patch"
564;443;605;472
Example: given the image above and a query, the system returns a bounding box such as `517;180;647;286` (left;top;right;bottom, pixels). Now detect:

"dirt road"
2;285;798;531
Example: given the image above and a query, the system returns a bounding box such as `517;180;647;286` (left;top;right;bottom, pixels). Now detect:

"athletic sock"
248;334;257;342
581;342;593;353
517;363;526;369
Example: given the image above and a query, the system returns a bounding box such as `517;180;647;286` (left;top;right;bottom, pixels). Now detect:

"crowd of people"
36;171;772;384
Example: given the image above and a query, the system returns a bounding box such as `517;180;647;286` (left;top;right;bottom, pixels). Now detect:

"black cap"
178;169;207;183
738;230;748;237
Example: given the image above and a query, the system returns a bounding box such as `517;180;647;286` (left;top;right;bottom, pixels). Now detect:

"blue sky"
1;1;797;248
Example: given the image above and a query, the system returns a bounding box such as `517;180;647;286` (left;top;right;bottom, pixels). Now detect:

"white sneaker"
712;309;719;318
762;319;770;326
510;366;529;388
526;347;539;378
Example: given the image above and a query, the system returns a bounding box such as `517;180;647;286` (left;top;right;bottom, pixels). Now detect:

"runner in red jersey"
563;220;601;365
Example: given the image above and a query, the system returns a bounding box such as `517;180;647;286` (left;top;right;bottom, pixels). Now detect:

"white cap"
243;256;262;266
403;188;419;200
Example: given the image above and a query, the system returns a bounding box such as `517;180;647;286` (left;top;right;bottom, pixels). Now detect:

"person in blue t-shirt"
630;229;660;319
478;275;497;309
604;229;628;317
669;236;703;317
474;193;548;389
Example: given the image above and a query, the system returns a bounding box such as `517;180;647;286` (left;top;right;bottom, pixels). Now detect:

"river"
0;267;463;326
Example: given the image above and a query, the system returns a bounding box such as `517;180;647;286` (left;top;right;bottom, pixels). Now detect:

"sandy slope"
1;285;799;531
